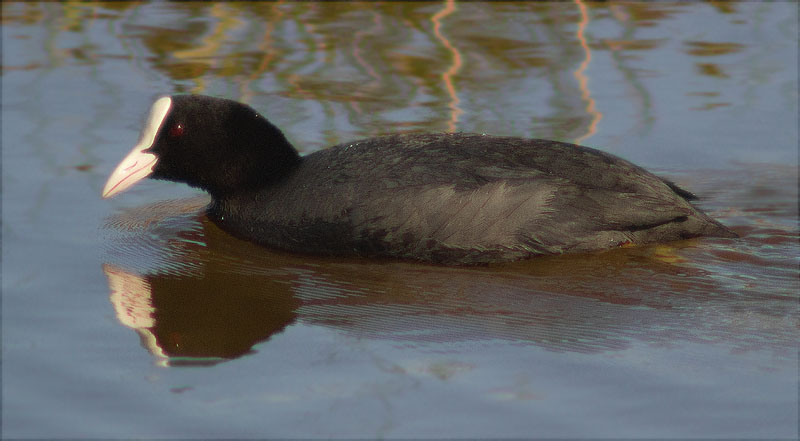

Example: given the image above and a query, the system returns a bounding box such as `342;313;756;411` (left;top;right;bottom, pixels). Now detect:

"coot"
103;95;736;264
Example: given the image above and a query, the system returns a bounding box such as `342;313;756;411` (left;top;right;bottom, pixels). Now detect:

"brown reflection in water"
98;176;795;367
695;62;730;79
685;41;745;57
104;262;299;367
594;39;664;52
615;2;686;25
3;1;736;143
240;1;284;102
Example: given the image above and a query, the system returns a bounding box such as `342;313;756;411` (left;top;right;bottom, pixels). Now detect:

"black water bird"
103;95;736;264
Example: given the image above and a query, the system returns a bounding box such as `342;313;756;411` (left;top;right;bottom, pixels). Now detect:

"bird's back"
211;133;734;264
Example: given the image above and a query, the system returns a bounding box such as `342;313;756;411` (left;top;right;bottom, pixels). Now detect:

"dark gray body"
208;133;735;265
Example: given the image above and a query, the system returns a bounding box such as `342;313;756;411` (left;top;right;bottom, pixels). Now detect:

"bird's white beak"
101;146;158;198
102;96;172;198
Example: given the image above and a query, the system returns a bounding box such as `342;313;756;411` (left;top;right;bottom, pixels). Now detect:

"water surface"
2;2;797;438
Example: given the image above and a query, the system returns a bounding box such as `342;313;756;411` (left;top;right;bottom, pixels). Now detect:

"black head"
103;95;300;199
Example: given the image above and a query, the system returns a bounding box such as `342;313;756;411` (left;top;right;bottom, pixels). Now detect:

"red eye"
169;123;184;138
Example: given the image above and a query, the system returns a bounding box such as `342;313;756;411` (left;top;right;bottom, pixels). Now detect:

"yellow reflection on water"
573;0;602;144
431;0;463;132
172;3;244;93
240;1;284;102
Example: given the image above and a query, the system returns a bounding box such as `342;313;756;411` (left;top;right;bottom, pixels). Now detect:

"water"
2;2;798;438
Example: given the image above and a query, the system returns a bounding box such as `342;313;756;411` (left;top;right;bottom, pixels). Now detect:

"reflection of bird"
103;95;736;264
101;200;792;366
103;261;300;366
